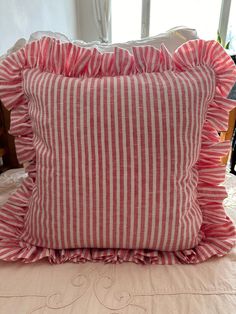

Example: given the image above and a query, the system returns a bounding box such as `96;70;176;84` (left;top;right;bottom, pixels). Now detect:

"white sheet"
0;169;235;314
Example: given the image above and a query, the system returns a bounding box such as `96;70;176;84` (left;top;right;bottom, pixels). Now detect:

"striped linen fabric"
0;37;235;264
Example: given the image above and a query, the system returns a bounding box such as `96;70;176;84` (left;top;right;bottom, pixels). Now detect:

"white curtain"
93;0;111;43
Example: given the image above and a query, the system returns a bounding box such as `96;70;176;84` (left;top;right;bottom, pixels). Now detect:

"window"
227;0;236;50
150;0;222;40
111;0;235;48
111;0;142;42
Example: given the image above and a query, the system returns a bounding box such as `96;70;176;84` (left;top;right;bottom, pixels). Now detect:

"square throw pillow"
0;37;235;264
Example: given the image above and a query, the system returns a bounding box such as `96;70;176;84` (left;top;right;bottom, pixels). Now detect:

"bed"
0;28;236;314
0;168;235;314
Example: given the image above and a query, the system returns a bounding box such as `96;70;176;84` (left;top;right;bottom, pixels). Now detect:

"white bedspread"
0;169;235;314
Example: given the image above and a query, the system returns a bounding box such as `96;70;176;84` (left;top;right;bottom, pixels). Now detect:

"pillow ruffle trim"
0;38;235;264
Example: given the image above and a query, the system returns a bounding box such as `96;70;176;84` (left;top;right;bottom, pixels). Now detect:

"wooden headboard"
0;101;21;173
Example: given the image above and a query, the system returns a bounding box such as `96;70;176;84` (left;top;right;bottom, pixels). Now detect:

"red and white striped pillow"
0;38;235;264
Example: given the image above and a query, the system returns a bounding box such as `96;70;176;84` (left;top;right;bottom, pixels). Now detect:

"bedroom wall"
0;0;80;55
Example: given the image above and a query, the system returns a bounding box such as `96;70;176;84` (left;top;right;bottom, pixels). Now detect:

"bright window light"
150;0;222;40
111;0;142;42
227;0;236;50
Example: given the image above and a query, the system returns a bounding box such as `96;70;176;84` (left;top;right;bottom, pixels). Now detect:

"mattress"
0;169;235;314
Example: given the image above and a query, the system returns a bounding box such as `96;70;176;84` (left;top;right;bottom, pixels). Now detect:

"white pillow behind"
1;26;198;59
87;26;198;53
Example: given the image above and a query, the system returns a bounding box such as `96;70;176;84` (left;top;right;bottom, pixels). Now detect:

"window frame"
111;0;232;43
